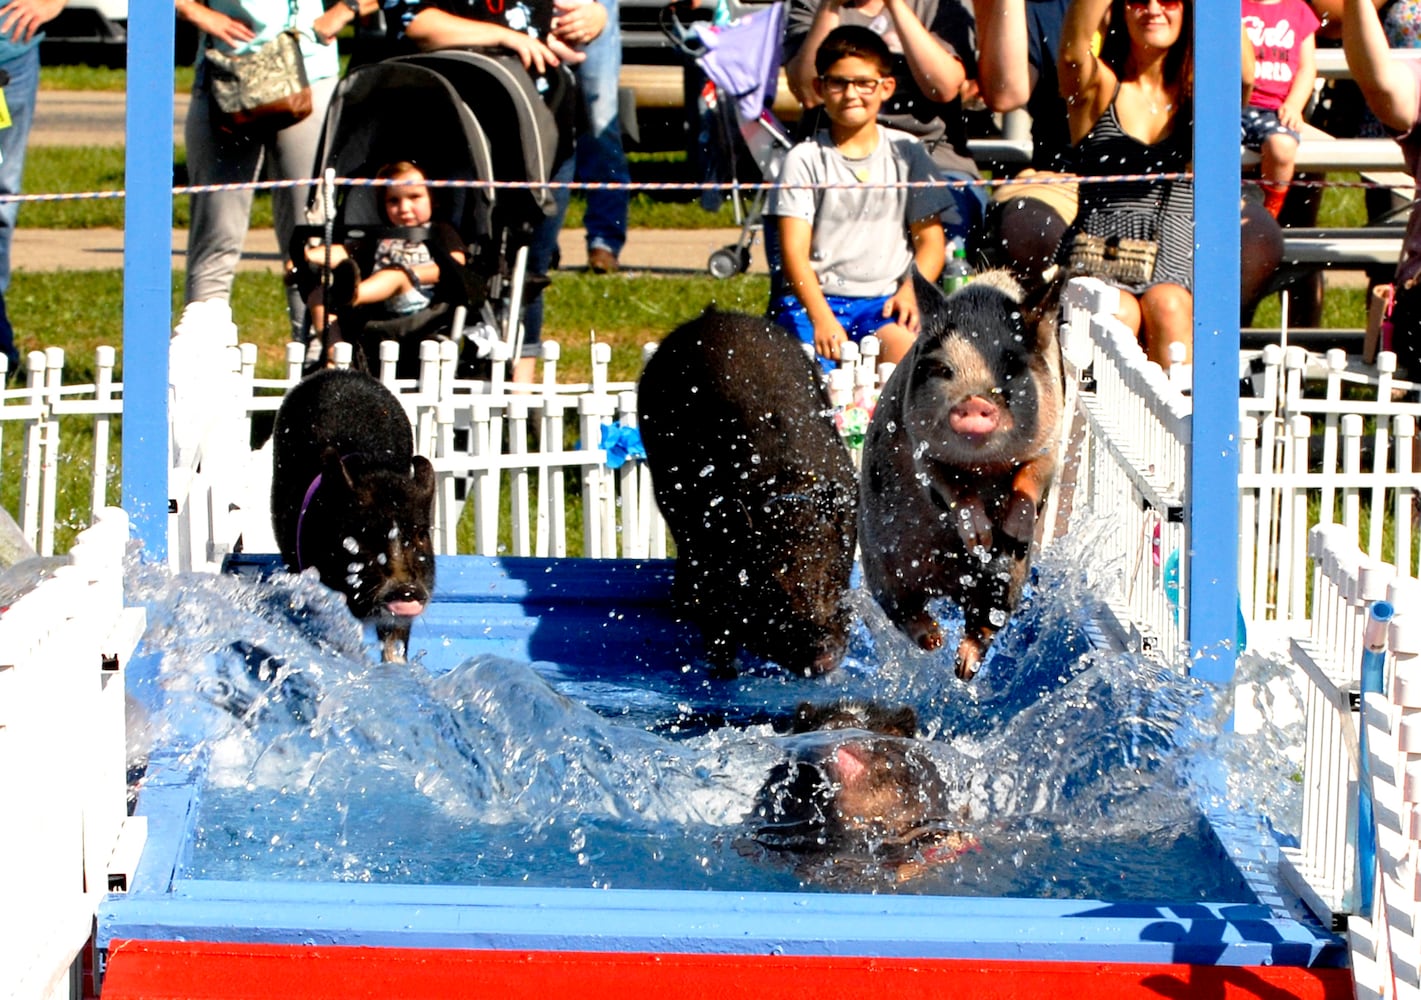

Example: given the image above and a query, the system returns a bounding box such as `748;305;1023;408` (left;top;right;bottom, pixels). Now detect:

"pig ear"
834;743;869;785
912;269;948;333
880;706;918;738
322;446;357;492
1019;274;1065;354
410;455;436;501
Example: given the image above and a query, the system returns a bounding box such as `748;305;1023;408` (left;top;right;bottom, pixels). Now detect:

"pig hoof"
1002;491;1039;543
953;497;994;551
955;638;984;680
908;618;943;652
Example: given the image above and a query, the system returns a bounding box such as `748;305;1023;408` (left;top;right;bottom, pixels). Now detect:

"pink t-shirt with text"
1242;0;1321;111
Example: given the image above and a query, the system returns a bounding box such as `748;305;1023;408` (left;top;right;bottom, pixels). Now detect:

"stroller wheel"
708;245;750;280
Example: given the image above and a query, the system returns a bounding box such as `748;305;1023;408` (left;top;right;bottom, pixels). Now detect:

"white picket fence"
6;282;1421;992
1282;525;1420;1000
0;509;146;1000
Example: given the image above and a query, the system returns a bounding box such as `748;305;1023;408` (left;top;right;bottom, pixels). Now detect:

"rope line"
0;170;1405;205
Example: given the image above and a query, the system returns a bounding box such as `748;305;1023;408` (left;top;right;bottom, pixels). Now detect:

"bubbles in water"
126;515;1295;901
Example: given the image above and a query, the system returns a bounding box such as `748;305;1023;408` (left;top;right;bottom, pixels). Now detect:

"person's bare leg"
873;322;917;365
1139;283;1193;367
353;268;414;307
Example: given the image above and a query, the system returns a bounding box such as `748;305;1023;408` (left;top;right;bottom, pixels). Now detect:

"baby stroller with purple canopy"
662;0;793;278
289;48;572;377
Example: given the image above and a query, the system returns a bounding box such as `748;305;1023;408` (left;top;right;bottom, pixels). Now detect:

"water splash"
124;521;1299;898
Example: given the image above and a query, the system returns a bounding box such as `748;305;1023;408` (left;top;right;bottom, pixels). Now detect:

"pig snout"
947;395;1001;439
383;588;428;619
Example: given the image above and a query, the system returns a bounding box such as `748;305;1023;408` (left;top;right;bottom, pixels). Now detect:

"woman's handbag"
1065;232;1160;286
205;0;312;135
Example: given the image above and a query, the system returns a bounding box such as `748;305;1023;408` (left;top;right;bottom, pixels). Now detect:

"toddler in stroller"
288;49;569;379
299;160;471;370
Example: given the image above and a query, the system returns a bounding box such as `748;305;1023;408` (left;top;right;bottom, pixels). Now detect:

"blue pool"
102;538;1341;966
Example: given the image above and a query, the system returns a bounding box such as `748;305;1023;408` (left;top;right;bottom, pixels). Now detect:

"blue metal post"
1356;599;1395;915
1188;0;1241;684
121;0;176;560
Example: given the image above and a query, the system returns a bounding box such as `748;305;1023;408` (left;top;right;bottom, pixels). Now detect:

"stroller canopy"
312;49;564;246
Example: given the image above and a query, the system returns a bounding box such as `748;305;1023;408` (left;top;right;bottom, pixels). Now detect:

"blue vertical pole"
1188;0;1241;684
1356;599;1395;915
121;0;176;560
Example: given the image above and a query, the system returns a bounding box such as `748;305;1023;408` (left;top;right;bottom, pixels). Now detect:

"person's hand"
552;0;606;48
179;0;258;47
0;0;61;43
1278;102;1304;131
885;280;921;333
312;6;346;44
500;26;560;74
812;316;851;364
547;33;587;63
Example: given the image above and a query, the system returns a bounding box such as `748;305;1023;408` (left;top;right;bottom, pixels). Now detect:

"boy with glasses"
769;26;954;371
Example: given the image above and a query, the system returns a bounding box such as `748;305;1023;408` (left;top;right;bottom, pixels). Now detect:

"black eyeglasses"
820;75;885;95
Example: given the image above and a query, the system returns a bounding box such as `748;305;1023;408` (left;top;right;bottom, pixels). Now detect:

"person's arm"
975;0;1033;112
1058;0;1114;142
1241;22;1255;106
552;0;606;47
1277;33;1315;130
883;0;966;103
175;0;256;48
404;5;560;72
784;0;846;107
1343;0;1419;132
313;0;378;45
779;214;850;362
0;0;63;44
908;213;945;283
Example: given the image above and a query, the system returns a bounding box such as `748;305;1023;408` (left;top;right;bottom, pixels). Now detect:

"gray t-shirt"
783;0;979;178
769;125;954;298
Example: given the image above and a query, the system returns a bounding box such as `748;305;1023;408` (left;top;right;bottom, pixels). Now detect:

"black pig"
271;368;436;663
638;309;858;678
747;701;976;882
859;272;1062;680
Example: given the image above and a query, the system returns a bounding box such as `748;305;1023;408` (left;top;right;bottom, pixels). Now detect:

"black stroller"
290;49;573;378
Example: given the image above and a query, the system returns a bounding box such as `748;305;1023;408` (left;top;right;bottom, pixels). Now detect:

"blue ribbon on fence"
599;424;646;470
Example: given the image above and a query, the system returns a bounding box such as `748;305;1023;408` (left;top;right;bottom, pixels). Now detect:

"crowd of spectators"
162;0;1420;382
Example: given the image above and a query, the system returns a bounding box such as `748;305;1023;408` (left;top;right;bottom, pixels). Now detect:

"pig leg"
955;631;992;680
379;621;411;664
948;495;995;552
878;591;944;652
1003;456;1056;544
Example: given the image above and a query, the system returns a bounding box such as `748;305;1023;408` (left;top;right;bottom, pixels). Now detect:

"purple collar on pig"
294;456;359;573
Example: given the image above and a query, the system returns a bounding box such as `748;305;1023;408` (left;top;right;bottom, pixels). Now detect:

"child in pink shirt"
1242;0;1321;217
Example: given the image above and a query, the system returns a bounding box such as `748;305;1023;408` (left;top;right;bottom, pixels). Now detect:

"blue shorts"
1241;107;1300;150
769;292;897;372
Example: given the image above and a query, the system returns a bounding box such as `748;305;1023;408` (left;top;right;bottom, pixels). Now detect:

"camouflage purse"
1065;232;1159;286
205;4;312;136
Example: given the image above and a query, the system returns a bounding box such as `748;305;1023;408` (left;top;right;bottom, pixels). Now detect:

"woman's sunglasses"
1124;0;1184;8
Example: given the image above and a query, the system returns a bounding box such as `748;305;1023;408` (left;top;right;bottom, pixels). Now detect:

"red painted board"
101;941;1354;1000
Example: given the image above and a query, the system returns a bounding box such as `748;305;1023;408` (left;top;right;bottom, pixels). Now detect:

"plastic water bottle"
941;240;972;295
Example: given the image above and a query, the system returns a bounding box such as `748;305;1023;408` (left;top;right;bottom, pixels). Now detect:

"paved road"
13;224;768;275
30;89;188;147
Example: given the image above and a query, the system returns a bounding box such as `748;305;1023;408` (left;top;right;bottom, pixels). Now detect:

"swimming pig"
859;271;1062;680
271;368;436;663
747;701;975;882
638;309;858;678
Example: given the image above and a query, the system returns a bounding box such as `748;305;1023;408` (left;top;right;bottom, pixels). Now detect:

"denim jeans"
185;65;338;339
573;0;629;257
0;44;39;372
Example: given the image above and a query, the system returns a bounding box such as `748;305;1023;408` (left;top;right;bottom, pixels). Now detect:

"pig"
637;309;858;678
747;701;976;882
271;368;436;663
859;271;1062;680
